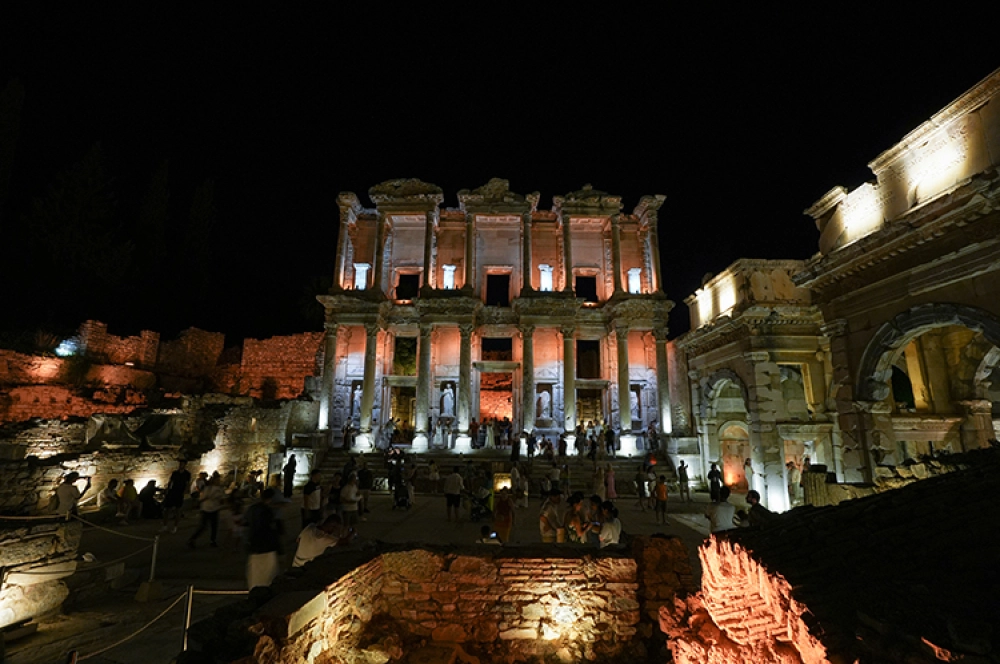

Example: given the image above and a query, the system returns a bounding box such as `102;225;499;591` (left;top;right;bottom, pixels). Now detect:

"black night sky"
0;6;996;348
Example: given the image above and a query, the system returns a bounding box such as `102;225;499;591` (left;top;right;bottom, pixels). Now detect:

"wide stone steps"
314;447;675;497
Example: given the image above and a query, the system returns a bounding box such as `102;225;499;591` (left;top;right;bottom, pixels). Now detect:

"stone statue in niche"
352;384;363;420
441;384;455;417
630;390;639;421
538;390;551;419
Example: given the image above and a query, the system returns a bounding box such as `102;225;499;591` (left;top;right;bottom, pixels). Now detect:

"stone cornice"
457;178;538;214
553;184;624;217
677;305;825;355
368;179;444;208
793;169;1000;291
869;67;1000;173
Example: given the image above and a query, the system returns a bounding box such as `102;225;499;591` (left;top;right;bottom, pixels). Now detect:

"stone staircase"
314;447;675;498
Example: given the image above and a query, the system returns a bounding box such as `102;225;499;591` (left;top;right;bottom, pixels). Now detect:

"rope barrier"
76;591;188;661
192;589;251;596
9;545;154;576
71;513;158;542
0;513;70;521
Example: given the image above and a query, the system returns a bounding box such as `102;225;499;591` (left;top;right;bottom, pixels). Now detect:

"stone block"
432;623;467;642
499;627;538;640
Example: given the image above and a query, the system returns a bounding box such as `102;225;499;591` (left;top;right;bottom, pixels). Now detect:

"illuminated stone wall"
239;332;324;400
0;519;82;630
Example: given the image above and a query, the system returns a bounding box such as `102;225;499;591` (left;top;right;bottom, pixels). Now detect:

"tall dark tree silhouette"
22;143;133;326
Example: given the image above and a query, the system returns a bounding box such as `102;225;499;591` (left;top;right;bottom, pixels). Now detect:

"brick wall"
239;332;324;400
272;548;649;663
156;327;226;378
78;320;160;368
0;386;145;425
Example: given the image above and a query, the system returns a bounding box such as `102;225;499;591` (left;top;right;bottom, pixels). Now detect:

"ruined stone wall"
277;548;647;663
0;519;82;629
0;385;146;425
156;327;226;378
660;538;829;664
78;320;160;368
239;332;323;400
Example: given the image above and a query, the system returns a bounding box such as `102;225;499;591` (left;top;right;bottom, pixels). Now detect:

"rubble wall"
276;548;652;663
239;332;324;400
0;519;82;629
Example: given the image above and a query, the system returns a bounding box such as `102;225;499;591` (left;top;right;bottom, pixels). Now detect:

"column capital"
821;319;849;338
459;323;475;338
560;325;576;338
419;323;433;338
653;327;670;342
613;320;631;339
520;324;535;338
364;322;381;337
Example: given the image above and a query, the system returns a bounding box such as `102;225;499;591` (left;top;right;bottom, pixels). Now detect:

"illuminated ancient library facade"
316;179;673;454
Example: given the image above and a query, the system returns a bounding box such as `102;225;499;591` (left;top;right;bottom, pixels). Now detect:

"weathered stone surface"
431;623;467;642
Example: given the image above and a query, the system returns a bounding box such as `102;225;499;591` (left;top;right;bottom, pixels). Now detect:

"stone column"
654;329;672;435
959;399;993;451
373;211;387;295
422;210;435;289
413;324;433;452
456;324;474;453
318;324;339;432
464;213;475;291
357;323;380;450
521;325;535;433
561;325;576;438
561;213;574;293
615;324;637;455
521;212;533;295
744;351;788;511
648;209;663;294
610;214;624;294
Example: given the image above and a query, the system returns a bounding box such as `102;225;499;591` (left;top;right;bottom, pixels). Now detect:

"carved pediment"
368;179;444;205
458;178;539;214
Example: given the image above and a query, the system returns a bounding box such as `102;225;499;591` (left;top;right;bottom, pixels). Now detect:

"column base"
454;434;473;454
618;434;637;457
411;434;429;453
354;433;375;451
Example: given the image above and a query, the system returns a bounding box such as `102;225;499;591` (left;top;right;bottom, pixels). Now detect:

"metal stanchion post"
182;585;195;652
149;535;159;582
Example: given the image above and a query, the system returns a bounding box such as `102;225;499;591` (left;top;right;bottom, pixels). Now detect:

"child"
654;475;669;525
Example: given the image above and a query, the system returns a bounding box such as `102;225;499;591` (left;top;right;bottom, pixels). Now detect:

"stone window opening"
575;275;599;304
485;273;512;307
395;272;421;302
577;340;601;379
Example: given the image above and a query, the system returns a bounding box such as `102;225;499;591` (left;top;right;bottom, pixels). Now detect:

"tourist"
526;433;536;458
357;459;373;513
654;475;669;525
743;490;776;527
327;471;343;518
476;524;502;545
442;466;464;522
292;514;354;567
604;427;616;457
492;487;515;543
192;471;208;505
245;489;283;590
677;460;691;503
118;479;140;523
54;472;91;516
743;457;754;492
99;479;122;516
549;464;561;496
159;460;190;533
340;473;363;527
301;469;323;527
282;455;297;498
634;465;647;511
188;476;225;548
138;480;162;520
564;493;588;543
592;465;606;500
427;460;440;493
787;461;802;506
597;501;622;548
606;464;618;500
707;462;722;502
705;486;737;533
538;488;564;543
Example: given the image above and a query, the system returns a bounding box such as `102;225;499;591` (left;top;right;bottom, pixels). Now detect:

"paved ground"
5;485;725;664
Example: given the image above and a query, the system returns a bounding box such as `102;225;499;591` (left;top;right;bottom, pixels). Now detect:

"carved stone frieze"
368;179;444;206
457;178;538;214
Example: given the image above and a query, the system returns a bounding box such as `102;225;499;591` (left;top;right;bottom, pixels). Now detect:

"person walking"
301;469;323;527
707;462;722;502
442;466;465;522
357;460;373;513
162;460;191;533
340;473;363;526
188;476;225;548
492;487;515;543
677;460;691;503
245;489;283;590
654;475;669;524
634;465;648;511
282;455;297;498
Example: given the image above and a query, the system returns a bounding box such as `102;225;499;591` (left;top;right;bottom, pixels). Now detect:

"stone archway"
856;303;1000;402
700;368;749;420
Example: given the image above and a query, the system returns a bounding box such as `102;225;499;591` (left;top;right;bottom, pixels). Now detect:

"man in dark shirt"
162;459;191;534
356;461;373;514
302;470;323;527
245;489;284;589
